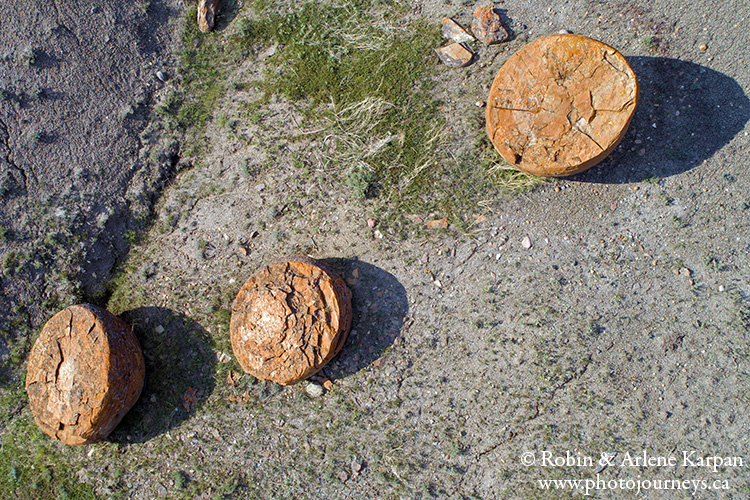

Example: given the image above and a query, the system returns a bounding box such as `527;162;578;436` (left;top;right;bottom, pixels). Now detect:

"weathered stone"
472;7;509;45
197;0;219;33
435;43;475;68
25;304;145;445
230;256;352;385
486;34;638;177
425;218;449;229
441;17;475;44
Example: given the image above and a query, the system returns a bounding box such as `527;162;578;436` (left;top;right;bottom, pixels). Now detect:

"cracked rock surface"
25;304;145;445
230;257;352;385
486;34;638;177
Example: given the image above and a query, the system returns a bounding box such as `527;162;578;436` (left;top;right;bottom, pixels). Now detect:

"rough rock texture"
441;17;475;44
471;6;509;45
435;42;475;68
230;257;353;385
197;0;219;33
486;34;638;177
25;304;145;445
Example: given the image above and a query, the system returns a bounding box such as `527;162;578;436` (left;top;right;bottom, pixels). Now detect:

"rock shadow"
108;307;216;444
574;57;750;183
494;8;516;42
215;0;242;31
320;258;409;380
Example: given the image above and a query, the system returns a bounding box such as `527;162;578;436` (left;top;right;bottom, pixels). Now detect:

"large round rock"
25;304;145;445
230;256;352;385
486;34;638;177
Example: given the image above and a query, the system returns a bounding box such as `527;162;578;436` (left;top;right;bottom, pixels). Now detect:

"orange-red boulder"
25;304;145;445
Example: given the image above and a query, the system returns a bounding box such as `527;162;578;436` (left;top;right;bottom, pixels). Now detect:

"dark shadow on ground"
494;8;516;42
216;0;242;31
574;57;750;183
108;307;216;444
320;258;409;380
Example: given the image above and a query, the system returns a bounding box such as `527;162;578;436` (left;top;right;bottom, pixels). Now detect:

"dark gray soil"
2;0;750;499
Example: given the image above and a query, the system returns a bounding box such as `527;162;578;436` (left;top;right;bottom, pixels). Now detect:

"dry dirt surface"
2;0;750;499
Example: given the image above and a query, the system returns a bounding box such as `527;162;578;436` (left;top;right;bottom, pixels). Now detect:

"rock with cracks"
486;34;638;177
472;7;509;45
25;304;145;445
230;256;352;385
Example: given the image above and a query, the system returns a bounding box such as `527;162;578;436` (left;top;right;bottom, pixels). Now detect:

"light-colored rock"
435;43;475;68
441;17;475;44
305;382;324;398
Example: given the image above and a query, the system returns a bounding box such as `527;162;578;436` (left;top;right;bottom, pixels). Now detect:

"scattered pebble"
156;70;167;82
374;229;384;239
558;29;573;34
254;184;266;192
718;285;725;292
425;218;449;229
155;325;165;334
475;101;486;107
699;44;708;51
522;236;532;249
305;382;324;398
367;218;376;228
351;456;363;475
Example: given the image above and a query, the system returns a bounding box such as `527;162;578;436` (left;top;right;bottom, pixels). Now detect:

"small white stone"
522;236;532;249
718;285;725;292
155;325;165;334
305;382;324;398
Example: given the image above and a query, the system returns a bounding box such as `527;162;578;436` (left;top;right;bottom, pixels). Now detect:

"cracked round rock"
230;256;353;385
486;34;638;177
25;304;145;445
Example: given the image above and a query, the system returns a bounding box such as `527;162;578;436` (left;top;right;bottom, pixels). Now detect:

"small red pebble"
367;218;376;228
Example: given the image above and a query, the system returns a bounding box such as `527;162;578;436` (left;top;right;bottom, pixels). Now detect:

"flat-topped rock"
230;256;352;385
486;34;638;177
25;304;145;445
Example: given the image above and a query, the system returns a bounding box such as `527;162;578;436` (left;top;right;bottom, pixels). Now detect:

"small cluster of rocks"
435;7;510;68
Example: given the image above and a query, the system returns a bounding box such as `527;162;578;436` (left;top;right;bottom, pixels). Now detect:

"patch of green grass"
0;413;97;500
235;1;461;212
176;8;230;130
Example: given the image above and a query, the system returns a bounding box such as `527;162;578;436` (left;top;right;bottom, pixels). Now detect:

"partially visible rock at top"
472;7;509;45
435;43;475;68
197;0;219;33
442;17;475;44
